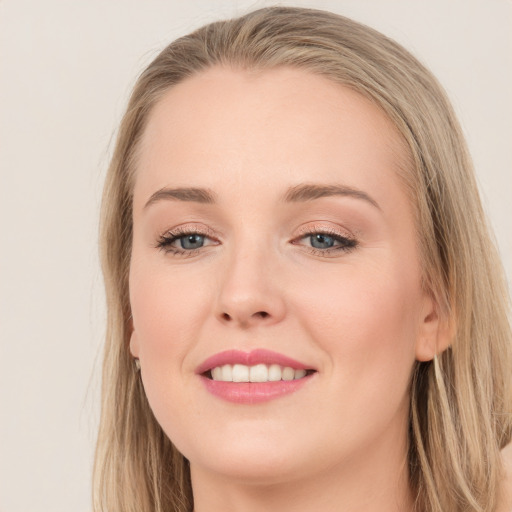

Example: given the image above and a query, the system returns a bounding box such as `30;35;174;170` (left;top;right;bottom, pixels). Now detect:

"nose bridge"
215;230;285;327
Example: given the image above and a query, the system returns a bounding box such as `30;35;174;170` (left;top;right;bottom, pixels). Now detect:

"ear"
415;293;454;362
129;328;140;358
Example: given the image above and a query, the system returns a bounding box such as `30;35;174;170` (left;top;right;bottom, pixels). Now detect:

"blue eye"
156;229;215;255
295;230;358;256
156;227;356;258
309;233;336;249
180;234;205;250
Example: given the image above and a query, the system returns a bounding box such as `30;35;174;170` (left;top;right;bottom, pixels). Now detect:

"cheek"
286;259;421;451
129;260;214;362
129;262;214;447
293;257;421;378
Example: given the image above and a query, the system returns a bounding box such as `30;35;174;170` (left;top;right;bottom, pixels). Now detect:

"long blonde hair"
94;7;512;511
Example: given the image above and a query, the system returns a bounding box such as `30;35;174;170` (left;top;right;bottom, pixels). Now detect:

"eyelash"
155;227;358;258
155;227;217;257
293;228;358;257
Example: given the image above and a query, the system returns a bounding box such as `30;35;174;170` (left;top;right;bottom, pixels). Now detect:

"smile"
197;349;316;404
211;363;308;382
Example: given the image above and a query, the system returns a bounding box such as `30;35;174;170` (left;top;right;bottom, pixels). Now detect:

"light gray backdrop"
0;1;510;511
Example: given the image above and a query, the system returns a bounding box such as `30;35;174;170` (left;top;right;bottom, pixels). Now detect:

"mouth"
206;364;315;382
197;349;317;404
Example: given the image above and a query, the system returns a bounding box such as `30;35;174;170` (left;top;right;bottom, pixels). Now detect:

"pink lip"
196;349;316;405
195;349;311;375
201;378;313;404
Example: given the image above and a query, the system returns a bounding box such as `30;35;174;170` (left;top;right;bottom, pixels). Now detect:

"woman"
93;6;512;512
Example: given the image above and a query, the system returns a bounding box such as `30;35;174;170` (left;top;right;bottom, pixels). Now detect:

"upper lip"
196;349;314;375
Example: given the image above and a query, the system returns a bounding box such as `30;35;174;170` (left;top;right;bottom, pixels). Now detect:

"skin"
129;66;450;512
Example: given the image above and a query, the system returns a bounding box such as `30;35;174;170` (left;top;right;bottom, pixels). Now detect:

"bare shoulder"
498;443;512;512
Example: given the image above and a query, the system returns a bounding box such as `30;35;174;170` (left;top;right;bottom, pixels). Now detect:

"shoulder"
498;442;512;512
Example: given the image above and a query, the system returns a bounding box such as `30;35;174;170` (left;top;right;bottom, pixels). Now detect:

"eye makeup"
291;224;358;258
155;225;219;256
155;224;358;259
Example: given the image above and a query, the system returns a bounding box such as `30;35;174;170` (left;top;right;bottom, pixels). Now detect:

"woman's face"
129;67;440;485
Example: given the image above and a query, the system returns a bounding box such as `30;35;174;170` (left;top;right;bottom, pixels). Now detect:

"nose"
215;243;286;329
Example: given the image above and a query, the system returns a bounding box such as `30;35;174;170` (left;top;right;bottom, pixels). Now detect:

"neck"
191;426;414;512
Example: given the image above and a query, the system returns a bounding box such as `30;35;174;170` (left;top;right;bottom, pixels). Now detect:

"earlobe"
129;329;140;358
415;296;454;362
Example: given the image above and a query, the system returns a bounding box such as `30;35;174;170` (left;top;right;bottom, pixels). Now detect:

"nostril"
219;310;271;323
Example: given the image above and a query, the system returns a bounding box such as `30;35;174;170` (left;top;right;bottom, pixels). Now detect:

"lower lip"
200;375;313;404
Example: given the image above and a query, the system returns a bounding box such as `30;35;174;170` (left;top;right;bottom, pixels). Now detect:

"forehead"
134;66;411;211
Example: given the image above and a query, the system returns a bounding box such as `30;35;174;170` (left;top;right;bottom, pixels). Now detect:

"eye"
156;227;218;256
309;233;337;249
179;233;205;250
293;228;358;257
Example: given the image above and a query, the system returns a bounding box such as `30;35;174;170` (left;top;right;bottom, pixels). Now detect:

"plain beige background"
0;1;510;511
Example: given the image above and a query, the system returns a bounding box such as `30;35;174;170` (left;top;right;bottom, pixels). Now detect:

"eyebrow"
143;183;380;210
144;187;217;209
281;183;380;209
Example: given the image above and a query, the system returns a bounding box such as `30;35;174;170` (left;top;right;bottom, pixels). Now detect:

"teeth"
282;367;295;381
221;364;232;381
268;364;282;381
210;364;310;382
211;366;223;380
249;364;268;382
294;369;307;379
232;364;249;382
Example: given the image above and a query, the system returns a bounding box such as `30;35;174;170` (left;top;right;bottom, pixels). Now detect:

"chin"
182;426;342;488
171;425;306;483
190;451;312;487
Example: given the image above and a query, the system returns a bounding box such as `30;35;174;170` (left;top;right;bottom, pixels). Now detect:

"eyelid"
155;223;221;255
159;223;219;240
294;222;355;239
154;222;358;258
291;223;359;257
